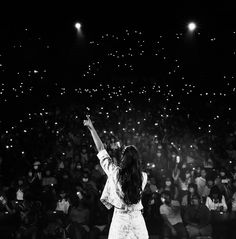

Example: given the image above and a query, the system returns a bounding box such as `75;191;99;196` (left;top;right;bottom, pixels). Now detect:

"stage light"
75;22;82;30
188;22;196;31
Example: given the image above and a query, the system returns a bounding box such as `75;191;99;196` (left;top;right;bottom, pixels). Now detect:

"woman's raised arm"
83;115;105;152
84;115;117;176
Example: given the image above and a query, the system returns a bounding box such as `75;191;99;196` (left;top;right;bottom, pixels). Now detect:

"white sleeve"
97;149;118;176
142;172;148;190
205;196;212;210
221;195;228;211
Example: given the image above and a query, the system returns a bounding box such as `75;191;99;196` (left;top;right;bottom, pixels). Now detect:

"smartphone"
161;197;165;203
116;141;121;148
77;191;83;200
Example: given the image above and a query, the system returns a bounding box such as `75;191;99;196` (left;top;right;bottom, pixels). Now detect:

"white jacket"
97;149;147;211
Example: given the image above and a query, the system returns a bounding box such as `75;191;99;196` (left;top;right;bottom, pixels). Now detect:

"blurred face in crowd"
232;180;236;188
33;165;39;170
82;174;89;182
190;169;195;176
201;169;206;178
207;179;214;187
82;148;87;153
76;163;82;169
185;171;191;179
196;167;201;174
18;179;23;186
212;193;219;201
189;186;195;194
60;192;66;199
165;178;172;187
214;176;221;185
75;185;83;192
191;197;199;207
220;171;226;177
45;170;51;176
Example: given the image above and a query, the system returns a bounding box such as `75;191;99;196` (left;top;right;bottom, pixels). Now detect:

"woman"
160;177;179;200
181;183;199;207
205;185;228;239
84;115;149;239
55;189;70;214
174;168;193;202
205;185;227;212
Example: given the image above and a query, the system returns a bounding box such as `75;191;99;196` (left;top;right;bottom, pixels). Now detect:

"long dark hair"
118;145;143;205
187;183;199;205
209;185;223;202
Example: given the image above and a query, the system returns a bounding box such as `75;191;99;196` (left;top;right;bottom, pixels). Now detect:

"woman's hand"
83;115;104;152
83;115;94;130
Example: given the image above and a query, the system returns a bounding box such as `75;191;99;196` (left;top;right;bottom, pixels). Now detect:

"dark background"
1;3;236;86
1;3;236;120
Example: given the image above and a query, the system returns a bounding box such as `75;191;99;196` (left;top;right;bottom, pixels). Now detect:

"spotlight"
188;22;196;31
75;22;82;30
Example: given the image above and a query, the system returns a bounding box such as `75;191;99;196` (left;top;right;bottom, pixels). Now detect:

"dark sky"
0;3;235;124
1;3;236;87
2;3;236;36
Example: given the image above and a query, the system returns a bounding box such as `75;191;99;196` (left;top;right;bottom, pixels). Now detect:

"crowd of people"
0;85;236;239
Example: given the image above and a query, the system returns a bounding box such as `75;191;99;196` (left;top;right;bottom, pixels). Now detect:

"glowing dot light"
188;22;197;31
75;22;82;30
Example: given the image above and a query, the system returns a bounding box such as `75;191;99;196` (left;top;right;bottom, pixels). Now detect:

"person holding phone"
84;115;149;239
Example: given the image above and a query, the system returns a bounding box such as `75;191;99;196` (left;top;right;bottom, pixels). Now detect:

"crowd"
1;13;236;238
0;86;236;239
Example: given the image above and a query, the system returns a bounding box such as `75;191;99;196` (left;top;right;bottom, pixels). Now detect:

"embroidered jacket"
97;149;147;211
